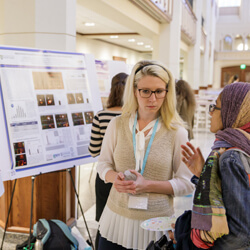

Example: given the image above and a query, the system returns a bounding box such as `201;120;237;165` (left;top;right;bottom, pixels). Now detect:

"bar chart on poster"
0;46;102;181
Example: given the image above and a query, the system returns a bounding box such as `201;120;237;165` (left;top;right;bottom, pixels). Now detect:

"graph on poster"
11;103;27;119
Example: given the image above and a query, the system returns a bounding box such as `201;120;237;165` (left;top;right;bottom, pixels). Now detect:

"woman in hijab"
174;82;250;250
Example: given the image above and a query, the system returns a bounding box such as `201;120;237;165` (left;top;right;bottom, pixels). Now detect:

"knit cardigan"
106;114;178;221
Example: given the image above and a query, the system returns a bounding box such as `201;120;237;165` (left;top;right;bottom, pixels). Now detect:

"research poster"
95;59;128;108
0;46;102;180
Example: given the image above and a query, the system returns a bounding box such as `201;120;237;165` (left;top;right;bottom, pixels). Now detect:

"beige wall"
213;0;250;86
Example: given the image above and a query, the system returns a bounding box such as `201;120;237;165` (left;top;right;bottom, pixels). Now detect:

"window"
223;35;232;51
245;35;250;50
187;0;193;8
235;35;244;51
218;0;241;7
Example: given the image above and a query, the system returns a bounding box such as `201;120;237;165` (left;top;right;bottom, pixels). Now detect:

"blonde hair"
122;60;183;130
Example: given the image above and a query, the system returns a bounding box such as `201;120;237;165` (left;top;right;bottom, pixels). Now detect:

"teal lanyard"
132;112;159;175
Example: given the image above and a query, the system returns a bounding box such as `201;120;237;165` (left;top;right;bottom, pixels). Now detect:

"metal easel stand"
0;179;17;250
67;167;94;250
27;175;36;249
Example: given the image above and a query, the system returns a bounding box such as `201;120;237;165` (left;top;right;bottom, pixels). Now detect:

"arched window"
245;35;250;50
235;35;244;51
223;35;232;50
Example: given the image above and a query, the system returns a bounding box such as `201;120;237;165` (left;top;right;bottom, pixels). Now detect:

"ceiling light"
128;39;135;42
145;45;151;48
110;35;119;39
84;22;95;26
137;42;144;45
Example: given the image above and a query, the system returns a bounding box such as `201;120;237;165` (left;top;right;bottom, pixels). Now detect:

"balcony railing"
181;0;197;45
215;50;250;61
130;0;173;23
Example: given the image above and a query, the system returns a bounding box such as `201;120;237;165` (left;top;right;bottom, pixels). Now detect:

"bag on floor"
146;234;175;250
33;219;79;250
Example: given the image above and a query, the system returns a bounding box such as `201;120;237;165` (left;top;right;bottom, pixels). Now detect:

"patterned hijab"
216;82;250;155
191;82;250;248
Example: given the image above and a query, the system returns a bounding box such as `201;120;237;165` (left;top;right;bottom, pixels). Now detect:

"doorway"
221;66;250;88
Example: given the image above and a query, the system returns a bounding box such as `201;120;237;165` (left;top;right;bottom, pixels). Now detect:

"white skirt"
99;206;168;250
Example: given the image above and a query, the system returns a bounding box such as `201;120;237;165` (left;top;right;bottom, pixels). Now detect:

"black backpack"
33;219;78;250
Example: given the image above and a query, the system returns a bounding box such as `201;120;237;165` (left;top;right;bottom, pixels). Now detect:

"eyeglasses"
137;88;168;99
209;104;221;113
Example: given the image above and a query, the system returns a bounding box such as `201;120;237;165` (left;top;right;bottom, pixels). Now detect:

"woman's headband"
135;64;169;75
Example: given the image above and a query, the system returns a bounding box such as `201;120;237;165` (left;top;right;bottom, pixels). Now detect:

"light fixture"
137;42;144;45
128;39;135;42
110;35;119;39
145;45;151;48
84;22;95;26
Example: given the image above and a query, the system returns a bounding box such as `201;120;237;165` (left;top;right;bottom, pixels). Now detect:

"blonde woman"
96;60;194;250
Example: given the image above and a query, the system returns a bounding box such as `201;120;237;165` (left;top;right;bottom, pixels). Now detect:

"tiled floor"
0;129;215;249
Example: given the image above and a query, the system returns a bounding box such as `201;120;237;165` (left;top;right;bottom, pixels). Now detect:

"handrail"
130;0;173;23
181;0;197;45
182;0;197;21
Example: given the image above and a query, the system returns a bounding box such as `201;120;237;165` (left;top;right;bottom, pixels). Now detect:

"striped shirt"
88;110;122;157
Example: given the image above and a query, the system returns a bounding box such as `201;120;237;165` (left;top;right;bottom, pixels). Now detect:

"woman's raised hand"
181;142;205;178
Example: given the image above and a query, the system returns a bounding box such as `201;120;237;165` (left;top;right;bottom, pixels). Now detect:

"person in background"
175;80;196;140
173;82;250;250
88;72;128;250
96;60;194;250
228;74;239;84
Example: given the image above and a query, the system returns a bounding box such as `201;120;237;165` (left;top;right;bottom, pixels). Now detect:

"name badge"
128;194;148;210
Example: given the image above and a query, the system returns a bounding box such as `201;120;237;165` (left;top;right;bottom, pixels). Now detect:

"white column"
202;0;211;87
187;0;202;90
209;2;217;87
152;0;182;79
0;0;76;51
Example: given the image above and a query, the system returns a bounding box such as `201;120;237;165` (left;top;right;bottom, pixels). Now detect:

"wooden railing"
181;0;197;45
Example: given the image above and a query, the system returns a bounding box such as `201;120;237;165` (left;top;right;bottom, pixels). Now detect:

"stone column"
0;0;76;51
202;0;211;87
209;2;217;87
187;0;202;90
152;0;182;79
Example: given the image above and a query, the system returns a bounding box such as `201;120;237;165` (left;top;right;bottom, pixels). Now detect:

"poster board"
0;46;102;181
95;60;128;108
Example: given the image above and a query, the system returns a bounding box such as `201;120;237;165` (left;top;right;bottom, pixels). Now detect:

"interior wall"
215;0;250;51
76;34;152;65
